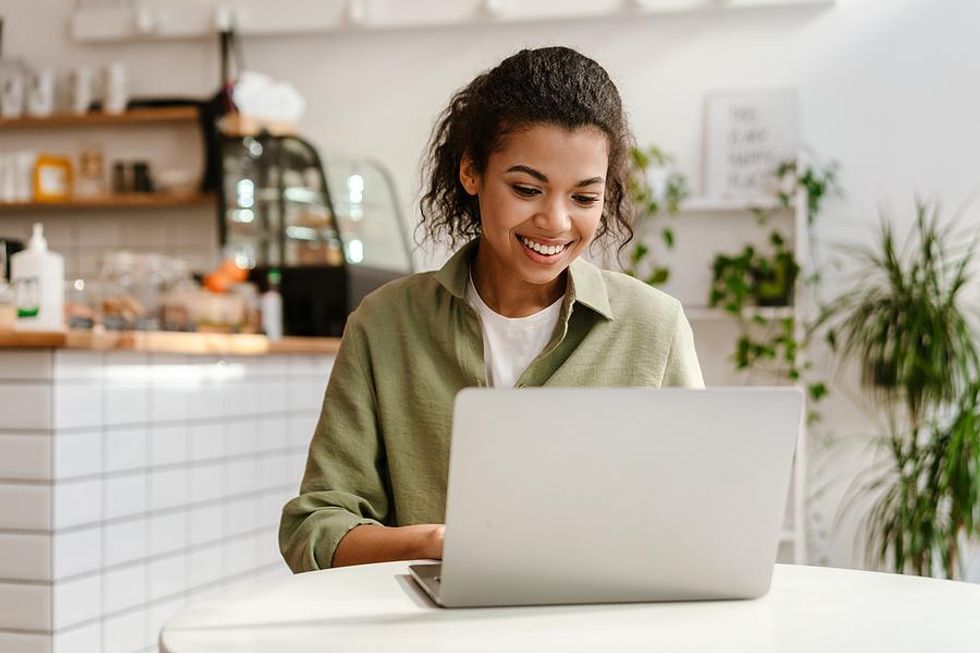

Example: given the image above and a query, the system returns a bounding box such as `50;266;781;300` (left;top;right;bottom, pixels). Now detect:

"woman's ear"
459;155;480;196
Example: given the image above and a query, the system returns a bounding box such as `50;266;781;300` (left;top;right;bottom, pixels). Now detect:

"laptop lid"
438;387;803;607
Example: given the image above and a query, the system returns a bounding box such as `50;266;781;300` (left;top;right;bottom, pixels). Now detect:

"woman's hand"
332;523;445;567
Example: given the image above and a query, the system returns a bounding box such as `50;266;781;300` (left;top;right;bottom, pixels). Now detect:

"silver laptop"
409;387;803;608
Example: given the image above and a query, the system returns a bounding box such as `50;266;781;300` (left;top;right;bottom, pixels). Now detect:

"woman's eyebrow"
505;165;604;187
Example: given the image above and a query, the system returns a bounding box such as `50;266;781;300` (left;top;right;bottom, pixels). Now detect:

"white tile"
0;483;51;530
75;216;121;248
256;454;288;492
0;434;51;480
104;473;147;520
224;458;257;497
52;431;101;479
53;479;102;529
103;564;146;614
52;574;101;630
149;553;186;602
0;581;51;630
123;218;170;248
0;532;50;581
52;526;101;580
52;383;103;430
149;468;187;511
261;356;291;376
0;351;53;381
148;512;187;557
150;384;190;423
0;384;52;431
104;426;147;473
257;377;289;413
224;497;257;537
103;609;145;653
104;384;149;427
103;518;147;567
224;418;257;457
255;416;286;453
190;463;223;504
287;414;316;449
190;382;223;420
187;543;223;589
53;350;102;382
147;597;185;650
187;422;223;461
188;504;223;547
225;537;257;577
149;424;187;466
288;376;325;412
53;620;101;653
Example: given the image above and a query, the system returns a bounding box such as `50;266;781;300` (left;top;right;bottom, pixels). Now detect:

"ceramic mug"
103;62;127;114
26;67;55;117
69;65;93;115
0;64;25;118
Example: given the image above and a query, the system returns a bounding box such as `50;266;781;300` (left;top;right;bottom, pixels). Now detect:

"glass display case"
218;133;413;336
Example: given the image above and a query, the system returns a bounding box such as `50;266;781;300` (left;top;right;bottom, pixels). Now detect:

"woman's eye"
573;195;600;206
512;185;541;197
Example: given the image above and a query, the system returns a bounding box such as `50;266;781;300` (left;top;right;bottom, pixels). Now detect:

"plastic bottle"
261;268;283;341
11;223;64;331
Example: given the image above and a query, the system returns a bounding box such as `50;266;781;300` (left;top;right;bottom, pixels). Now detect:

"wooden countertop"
0;330;342;356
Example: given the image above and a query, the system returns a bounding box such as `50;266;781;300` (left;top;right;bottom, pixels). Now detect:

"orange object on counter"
203;259;249;293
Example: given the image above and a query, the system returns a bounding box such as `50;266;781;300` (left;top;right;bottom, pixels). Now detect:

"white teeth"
520;236;566;256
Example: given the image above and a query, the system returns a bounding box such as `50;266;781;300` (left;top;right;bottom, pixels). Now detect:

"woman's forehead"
490;124;609;179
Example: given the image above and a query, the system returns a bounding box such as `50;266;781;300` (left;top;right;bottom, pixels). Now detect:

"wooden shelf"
685;305;795;321
0;330;341;356
0;193;215;211
679;197;786;213
0;106;199;130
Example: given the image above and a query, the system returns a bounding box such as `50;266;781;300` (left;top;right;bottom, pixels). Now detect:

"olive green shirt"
279;240;704;572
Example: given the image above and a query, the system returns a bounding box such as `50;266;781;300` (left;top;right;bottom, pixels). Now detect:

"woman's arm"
332;523;445;567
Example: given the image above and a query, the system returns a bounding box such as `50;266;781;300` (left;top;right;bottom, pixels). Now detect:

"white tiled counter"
0;337;338;653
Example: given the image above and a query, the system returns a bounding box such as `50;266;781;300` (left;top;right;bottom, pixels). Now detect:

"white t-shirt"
465;274;564;388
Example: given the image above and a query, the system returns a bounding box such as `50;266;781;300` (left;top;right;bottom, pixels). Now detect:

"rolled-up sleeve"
278;313;388;572
661;306;705;389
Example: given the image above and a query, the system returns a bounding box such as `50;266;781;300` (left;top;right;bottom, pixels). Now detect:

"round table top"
161;561;980;652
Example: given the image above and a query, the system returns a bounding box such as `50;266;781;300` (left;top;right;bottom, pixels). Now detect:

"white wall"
3;0;979;576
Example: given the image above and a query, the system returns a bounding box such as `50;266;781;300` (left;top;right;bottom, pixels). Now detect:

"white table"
160;561;980;652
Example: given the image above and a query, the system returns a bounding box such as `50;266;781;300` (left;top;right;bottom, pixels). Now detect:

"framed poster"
703;89;798;199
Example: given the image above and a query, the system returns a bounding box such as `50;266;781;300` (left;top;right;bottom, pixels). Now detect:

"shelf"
684;306;794;321
72;1;835;41
0;106;200;130
0;193;215;211
679;197;787;213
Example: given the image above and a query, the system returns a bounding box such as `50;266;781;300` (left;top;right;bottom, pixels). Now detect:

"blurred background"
0;1;978;652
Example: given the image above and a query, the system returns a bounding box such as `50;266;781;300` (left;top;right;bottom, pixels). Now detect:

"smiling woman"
279;46;704;573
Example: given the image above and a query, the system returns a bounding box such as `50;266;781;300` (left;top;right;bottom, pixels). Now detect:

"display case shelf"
0;106;199;130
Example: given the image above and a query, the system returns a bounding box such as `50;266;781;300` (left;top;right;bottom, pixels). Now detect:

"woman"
279;46;704;572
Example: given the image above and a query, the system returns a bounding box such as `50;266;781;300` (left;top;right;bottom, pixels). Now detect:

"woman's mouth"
517;234;572;258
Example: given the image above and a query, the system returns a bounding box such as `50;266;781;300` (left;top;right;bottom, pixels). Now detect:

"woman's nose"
533;196;571;233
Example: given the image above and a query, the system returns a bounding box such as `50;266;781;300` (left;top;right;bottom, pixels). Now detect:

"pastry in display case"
217;132;413;336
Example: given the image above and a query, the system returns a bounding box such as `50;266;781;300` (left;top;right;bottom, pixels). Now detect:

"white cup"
0;65;25;118
26;67;55;117
103;62;127;114
70;65;93;115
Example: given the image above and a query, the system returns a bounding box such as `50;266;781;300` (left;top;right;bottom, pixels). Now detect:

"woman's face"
460;123;609;289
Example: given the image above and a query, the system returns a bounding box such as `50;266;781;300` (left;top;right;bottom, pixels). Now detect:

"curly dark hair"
419;46;636;251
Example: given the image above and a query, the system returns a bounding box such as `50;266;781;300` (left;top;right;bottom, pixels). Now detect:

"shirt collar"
434;238;614;321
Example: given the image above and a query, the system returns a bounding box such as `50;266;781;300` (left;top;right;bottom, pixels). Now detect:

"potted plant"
820;199;980;578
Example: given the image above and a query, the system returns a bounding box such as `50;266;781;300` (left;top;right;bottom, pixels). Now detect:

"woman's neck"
471;239;566;318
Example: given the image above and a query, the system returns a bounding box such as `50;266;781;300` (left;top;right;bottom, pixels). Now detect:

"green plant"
707;158;838;408
824;200;980;578
624;145;689;285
